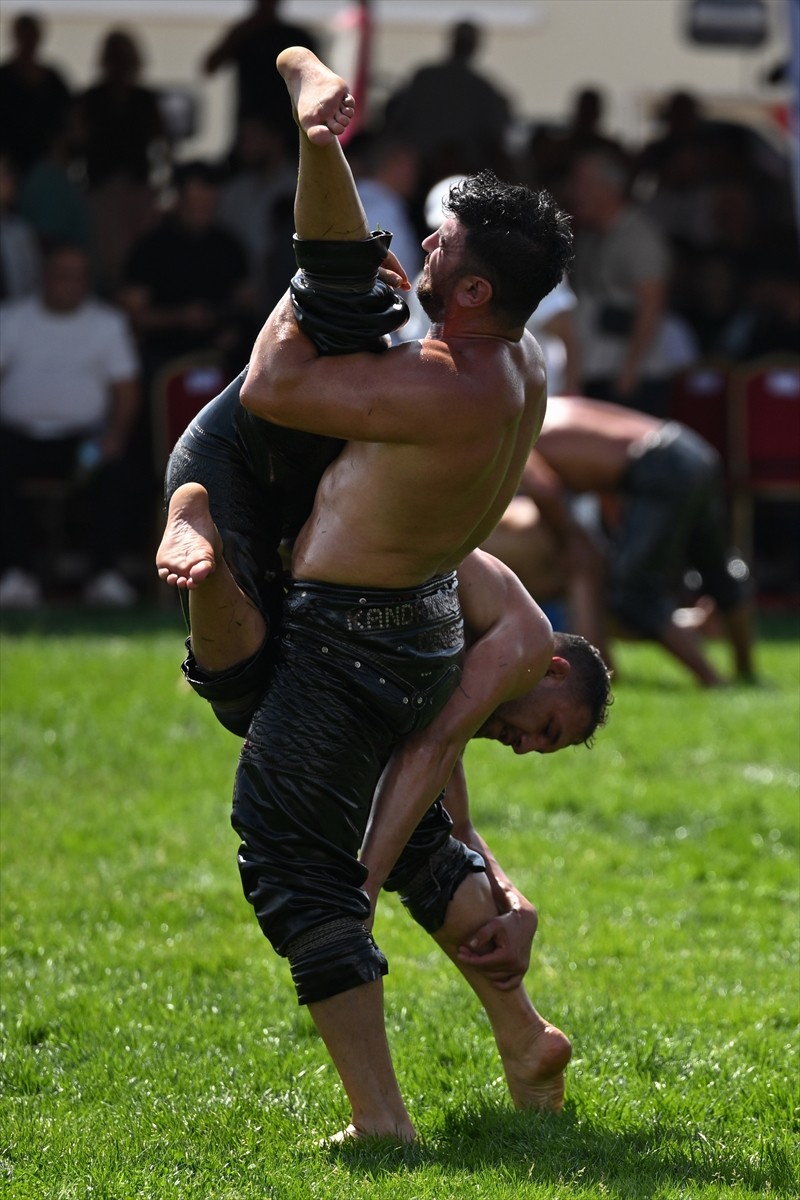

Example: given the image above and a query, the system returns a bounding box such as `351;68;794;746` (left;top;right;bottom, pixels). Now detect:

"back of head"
552;631;613;745
99;29;143;82
451;21;479;61
444;170;574;324
12;12;41;57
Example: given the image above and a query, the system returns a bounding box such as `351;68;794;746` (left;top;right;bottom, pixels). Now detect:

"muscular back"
536;395;660;493
291;331;547;587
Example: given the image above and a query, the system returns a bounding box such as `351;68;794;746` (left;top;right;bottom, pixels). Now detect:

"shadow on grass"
319;1105;794;1197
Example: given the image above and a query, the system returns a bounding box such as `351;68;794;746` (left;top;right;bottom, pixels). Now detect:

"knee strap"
293;230;395;292
290;231;410;354
290;273;409;355
385;837;486;935
181;638;277;737
286;917;388;1005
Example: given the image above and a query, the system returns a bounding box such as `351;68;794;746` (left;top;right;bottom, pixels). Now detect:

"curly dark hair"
553;631;613;747
444;169;574;325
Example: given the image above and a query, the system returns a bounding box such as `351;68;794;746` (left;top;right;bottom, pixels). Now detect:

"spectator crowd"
1;4;797;654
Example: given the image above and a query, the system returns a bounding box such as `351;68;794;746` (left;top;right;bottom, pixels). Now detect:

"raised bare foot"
276;46;354;145
501;1021;572;1112
155;483;220;589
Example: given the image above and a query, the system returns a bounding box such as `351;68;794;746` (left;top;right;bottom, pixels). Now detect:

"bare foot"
276;46;354;145
156;483;220;589
501;1022;572;1112
323;1122;417;1146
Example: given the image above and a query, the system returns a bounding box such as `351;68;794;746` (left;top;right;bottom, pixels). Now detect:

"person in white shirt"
0;243;141;607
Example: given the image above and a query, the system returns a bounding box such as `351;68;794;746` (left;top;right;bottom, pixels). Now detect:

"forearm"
105;380;139;451
620;282;664;380
361;727;464;893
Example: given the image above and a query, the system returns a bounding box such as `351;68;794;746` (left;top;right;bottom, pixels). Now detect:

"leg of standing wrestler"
431;870;573;1111
155;482;266;673
276;46;416;1143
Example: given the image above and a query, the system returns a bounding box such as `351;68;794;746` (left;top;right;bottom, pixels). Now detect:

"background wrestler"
158;485;610;1118
160;47;573;1142
483;395;757;687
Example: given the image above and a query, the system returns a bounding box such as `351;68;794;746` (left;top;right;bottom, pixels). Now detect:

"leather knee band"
181;638;277;737
286;917;388;1005
290;231;410;355
387;837;486;935
293;230;394;292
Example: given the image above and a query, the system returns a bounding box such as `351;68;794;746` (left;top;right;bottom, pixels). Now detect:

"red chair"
668;359;734;471
729;356;800;565
151;352;226;472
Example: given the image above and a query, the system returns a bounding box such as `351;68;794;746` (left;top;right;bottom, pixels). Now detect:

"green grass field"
1;608;798;1200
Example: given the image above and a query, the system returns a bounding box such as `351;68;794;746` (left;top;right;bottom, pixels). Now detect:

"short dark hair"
444;170;574;324
553;631;613;746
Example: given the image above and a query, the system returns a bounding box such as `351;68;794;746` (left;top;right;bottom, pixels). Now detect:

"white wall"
0;0;791;162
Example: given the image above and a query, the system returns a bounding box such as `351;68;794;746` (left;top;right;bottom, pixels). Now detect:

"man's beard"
416;278;445;322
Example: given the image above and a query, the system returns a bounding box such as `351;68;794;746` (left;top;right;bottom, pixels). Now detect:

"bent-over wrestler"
483;395;757;687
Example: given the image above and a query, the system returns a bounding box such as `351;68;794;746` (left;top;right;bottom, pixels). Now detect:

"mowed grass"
1;608;798;1200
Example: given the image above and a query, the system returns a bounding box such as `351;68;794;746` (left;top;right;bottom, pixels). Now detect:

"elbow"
239;370;282;421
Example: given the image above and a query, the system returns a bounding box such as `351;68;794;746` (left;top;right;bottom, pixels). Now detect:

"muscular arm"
239;292;465;444
360;549;554;902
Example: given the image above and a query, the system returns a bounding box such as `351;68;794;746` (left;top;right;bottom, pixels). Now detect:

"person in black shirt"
119;160;251;368
0;12;71;175
202;0;319;156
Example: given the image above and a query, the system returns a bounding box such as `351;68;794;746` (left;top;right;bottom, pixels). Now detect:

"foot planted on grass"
501;1020;572;1112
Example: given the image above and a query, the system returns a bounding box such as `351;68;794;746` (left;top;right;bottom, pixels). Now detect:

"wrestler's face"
476;660;591;755
417;217;469;320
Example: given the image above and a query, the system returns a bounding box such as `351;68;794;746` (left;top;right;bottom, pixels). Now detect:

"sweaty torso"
291;332;547;587
535;395;661;493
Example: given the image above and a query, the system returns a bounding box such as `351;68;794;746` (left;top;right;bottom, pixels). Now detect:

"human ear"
457;275;492;308
545;655;571;682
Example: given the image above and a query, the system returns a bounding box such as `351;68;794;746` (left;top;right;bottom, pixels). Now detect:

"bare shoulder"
459;549;543;634
458;549;554;692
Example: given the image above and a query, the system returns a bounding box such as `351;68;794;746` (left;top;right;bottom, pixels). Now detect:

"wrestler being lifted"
157;46;582;1141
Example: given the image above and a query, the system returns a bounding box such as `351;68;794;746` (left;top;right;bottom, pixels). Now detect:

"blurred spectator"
0;11;71;175
527;87;629;194
482;395;757;688
730;247;800;360
560;87;628;161
118;159;252;371
216;114;297;315
674;246;753;357
0;154;41;299
201;0;319;157
567;150;674;417
383;21;513;195
117;159;253;546
16;106;91;252
349;130;424;284
73;28;169;295
0;244;141;609
527;275;582;397
633;90;707;189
